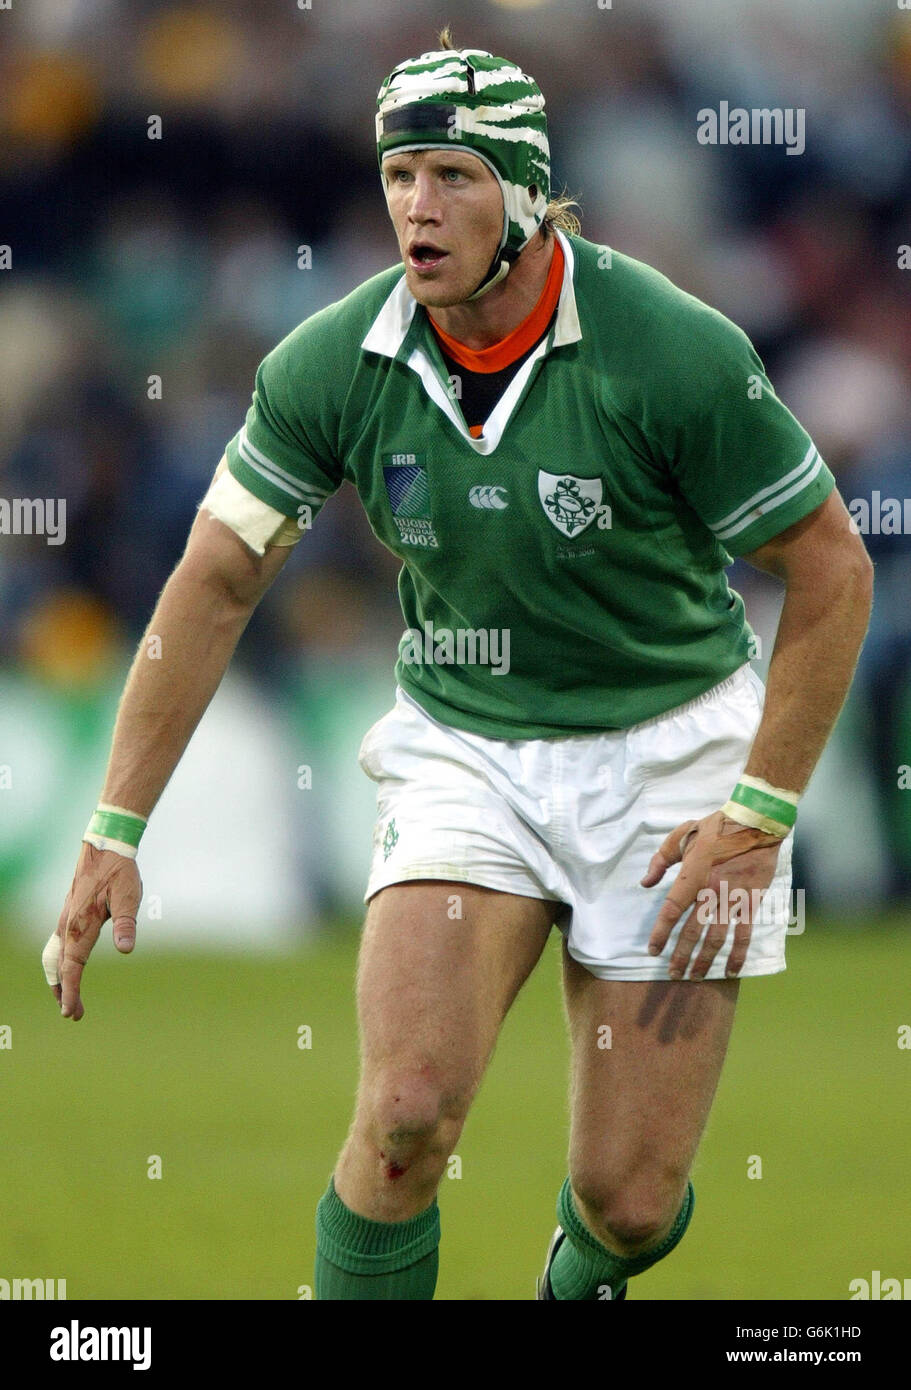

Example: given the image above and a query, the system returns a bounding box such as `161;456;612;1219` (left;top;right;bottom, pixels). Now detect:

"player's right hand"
44;843;143;1021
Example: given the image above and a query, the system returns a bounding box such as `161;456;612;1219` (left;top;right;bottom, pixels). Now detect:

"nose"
407;171;441;225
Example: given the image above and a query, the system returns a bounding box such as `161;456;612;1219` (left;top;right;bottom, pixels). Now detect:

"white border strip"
238;428;330;503
711;446;821;541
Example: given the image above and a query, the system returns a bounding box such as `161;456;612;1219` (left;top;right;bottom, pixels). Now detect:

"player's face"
383;149;504;307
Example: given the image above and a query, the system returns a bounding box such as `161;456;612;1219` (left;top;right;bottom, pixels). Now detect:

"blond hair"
542;195;582;237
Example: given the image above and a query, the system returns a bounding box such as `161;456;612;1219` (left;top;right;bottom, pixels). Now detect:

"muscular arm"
739;488;873;792
102;502;292;813
49;484;293;1019
645;488;873;979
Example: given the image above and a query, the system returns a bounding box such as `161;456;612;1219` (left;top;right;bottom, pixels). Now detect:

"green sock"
549;1177;695;1301
315;1177;441;1300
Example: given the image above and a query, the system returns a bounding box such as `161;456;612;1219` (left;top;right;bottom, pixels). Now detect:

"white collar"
361;228;582;360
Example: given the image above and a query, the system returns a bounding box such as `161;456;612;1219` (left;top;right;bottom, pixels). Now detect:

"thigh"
563;943;739;1178
356;880;555;1091
335;881;555;1219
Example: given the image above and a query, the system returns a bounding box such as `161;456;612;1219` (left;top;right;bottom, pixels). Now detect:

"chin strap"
464;259;511;302
464;245;521;301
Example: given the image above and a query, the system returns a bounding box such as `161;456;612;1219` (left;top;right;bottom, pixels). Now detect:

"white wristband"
82;832;139;860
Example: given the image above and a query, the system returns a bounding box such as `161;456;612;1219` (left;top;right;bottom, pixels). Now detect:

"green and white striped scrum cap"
376;48;550;298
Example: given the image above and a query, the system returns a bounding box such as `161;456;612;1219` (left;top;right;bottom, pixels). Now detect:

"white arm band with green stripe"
83;803;148;860
721;775;799;838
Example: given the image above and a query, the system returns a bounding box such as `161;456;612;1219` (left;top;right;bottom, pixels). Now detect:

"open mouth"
409;244;448;271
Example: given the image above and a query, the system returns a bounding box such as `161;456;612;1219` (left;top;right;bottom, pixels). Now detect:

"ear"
516;183;547;224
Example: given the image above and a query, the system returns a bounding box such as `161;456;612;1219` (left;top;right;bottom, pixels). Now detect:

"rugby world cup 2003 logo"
382;453;439;549
538;471;604;537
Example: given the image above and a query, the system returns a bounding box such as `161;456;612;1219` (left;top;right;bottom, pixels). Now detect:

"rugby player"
45;33;873;1300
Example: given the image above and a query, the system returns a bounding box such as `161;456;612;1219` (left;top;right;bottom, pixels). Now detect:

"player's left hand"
642;810;784;981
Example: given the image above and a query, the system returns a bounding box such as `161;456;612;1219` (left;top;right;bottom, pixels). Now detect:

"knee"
363;1067;468;1165
570;1165;688;1255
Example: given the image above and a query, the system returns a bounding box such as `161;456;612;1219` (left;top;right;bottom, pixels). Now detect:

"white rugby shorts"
358;664;793;980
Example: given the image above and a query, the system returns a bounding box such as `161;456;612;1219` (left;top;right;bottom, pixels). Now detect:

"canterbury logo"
468;485;509;510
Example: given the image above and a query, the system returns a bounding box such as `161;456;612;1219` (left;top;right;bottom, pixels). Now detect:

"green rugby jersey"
224;233;835;738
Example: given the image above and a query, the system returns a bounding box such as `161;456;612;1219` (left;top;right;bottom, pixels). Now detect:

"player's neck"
430;232;556;351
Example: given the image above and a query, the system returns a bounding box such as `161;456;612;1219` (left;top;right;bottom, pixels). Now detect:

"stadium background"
2;0;910;1300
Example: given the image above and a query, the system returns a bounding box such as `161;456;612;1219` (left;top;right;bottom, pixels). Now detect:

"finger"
42;931;63;989
640;849;672;888
59;950;86;1019
105;856;141;956
63;996;84;1022
689;872;765;978
648;883;699;954
667;902;711;980
686;881;741;979
112;921;136;952
723;910;755;979
688;911;736;980
59;909;99;1019
647;856;711;955
647;892;688;955
641;820;699;887
44;893;71;1004
107;861;141;951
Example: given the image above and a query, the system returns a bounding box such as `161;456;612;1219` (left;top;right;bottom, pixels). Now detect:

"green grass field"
2;913;909;1301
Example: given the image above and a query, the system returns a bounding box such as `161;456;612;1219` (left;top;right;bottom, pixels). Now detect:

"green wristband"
83;803;147;858
728;782;798;830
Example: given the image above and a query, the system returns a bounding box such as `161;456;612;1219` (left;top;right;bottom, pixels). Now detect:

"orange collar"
429;239;564;375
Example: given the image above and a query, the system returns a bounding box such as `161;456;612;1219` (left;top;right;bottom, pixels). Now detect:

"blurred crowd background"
1;0;910;939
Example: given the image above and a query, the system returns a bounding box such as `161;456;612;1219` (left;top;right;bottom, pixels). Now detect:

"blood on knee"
378;1150;407;1181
